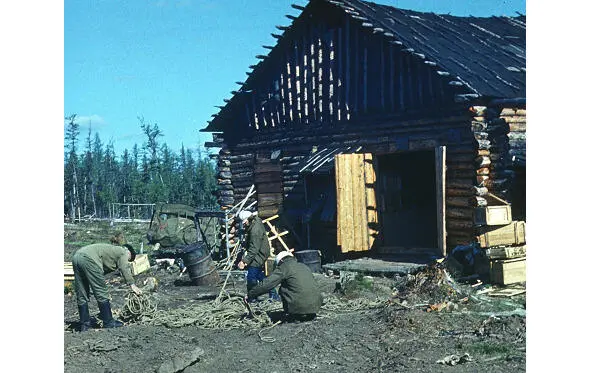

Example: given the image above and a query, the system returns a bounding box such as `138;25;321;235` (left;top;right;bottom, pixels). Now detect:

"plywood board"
364;153;379;249
335;156;342;246
335;154;373;253
352;154;367;251
488;288;526;297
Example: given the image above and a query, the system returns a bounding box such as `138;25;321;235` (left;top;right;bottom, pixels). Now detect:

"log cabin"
202;0;526;262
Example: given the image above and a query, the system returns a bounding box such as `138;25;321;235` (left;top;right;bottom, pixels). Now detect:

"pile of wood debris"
392;263;465;308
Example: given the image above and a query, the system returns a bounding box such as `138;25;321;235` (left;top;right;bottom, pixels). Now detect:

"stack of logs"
216;146;235;209
445;106;496;247
446;104;525;248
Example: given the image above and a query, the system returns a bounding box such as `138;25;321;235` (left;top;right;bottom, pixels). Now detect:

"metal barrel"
294;250;322;273
182;243;220;285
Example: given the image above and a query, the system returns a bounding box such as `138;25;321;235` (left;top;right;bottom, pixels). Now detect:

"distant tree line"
64;114;218;220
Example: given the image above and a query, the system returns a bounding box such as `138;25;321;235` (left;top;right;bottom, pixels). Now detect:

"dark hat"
124;244;136;262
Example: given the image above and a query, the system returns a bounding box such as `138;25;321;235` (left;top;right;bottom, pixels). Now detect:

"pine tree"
194;148;218;208
82;124;97;217
64;114;81;220
64;115;221;218
139;116;165;203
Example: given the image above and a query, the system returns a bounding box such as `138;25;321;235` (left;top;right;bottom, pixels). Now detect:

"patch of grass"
343;273;375;294
64;241;95;247
467;342;513;355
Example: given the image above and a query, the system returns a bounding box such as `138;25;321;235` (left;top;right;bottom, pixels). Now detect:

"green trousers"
72;252;110;306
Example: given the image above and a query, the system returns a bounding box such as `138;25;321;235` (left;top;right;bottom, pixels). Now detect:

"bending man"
246;250;323;322
72;233;142;331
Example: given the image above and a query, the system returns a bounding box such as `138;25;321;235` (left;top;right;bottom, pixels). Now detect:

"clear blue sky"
64;0;526;155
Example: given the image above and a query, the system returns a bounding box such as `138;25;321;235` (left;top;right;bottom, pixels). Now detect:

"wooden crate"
131;254;151;276
490;257;526;285
477;221;526;248
474;193;512;226
485;245;526;260
64;261;74;280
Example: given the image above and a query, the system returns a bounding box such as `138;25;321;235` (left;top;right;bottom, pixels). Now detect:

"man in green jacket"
236;210;278;301
246;250;323;322
72;234;142;331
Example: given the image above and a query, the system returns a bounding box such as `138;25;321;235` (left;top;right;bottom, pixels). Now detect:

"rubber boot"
78;303;91;332
97;301;124;328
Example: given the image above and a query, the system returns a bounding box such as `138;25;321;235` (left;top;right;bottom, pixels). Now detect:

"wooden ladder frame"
262;214;290;252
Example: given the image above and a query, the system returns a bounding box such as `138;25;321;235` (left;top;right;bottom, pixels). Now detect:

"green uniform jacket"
76;243;135;285
242;216;271;269
248;256;323;315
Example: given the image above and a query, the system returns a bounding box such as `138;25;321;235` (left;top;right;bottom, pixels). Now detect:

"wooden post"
337;27;343;121
294;40;302;125
318;25;324;122
280;70;286;125
310;23;317;122
329;29;335;121
286;54;294;124
435;146;447;256
302;32;309;123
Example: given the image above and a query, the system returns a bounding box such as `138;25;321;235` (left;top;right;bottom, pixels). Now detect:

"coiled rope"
118;269;390;342
119;291;158;323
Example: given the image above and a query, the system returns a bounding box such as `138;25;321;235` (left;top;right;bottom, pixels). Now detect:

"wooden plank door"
254;154;283;218
435;146;447;256
335;153;378;253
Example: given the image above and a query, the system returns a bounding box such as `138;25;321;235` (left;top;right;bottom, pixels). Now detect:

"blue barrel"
294;250;322;273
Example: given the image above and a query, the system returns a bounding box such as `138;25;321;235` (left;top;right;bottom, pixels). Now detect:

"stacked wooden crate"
131;254;151;276
64;261;75;283
474;193;526;285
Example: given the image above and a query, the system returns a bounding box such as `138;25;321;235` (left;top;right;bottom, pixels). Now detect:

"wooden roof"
343;0;525;97
204;0;525;133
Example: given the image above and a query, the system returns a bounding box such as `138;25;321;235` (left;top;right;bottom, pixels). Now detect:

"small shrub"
64;282;74;295
343;273;374;295
467;342;512;355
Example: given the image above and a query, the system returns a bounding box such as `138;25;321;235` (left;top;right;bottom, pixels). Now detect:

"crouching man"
72;233;142;331
246;250;323;322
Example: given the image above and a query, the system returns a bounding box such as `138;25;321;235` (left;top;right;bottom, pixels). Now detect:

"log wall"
211;114;479;246
210;104;525;251
444;104;526;247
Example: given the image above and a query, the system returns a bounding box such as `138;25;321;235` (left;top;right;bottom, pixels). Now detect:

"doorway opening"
376;150;438;251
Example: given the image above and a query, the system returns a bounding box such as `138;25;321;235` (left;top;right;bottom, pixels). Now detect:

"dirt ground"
64;221;526;373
